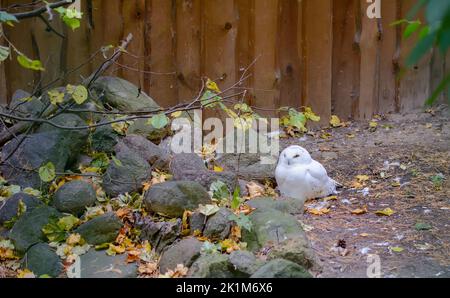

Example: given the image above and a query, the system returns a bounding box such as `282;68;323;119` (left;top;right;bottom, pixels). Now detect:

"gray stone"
1;130;87;189
203;208;233;240
229;250;264;277
9;206;61;253
23;243;63;277
267;236;318;270
144;181;211;218
36;113;87;135
187;253;236;278
90;124;119;153
170;153;237;190
127;118;170;143
241;208;306;252
9;89;44;116
91;76;160;112
247;197;303;215
116;134;170;170
189;212;206;234
0;193;42;225
79;249;138;278
103;145;151;197
138;217;181;253
250;259;312;278
53;180;96;216
159;237;203;273
75;212;122;245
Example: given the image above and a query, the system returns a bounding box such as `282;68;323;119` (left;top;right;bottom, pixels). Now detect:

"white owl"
275;145;337;206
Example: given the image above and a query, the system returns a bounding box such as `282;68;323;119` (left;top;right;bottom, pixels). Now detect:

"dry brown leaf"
246;182;264;199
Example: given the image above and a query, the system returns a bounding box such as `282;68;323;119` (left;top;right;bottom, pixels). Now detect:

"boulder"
216;152;277;181
91;76;160;112
228;250;264;277
36;113;87;135
250;259;312;278
9;89;44;116
247;197;303;215
103;145;151;197
9;206;62;253
1;130;87;189
79;249;138;278
267;236;318;270
187;253;236;278
203;208;233;240
144;181;211;218
90;124;119;153
53;180;97;216
127;118;170;143
0;193;42;225
170;153;237;190
23;243;63;277
75;212;122;245
138;217;181;253
159;237;203;273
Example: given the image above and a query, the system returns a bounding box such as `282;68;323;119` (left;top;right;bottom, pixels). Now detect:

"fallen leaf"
198;204;220;217
323;195;337;201
213;165;224;172
375;208;395;217
356;175;370;182
330;115;342;127
307;208;330;216
390;246;404;253
414;222;432;231
246;182;264;199
351;207;368;215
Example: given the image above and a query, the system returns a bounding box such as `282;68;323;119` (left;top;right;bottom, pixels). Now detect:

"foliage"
280;106;320;133
54;7;83;31
228;213;252;232
38;162;56;183
393;0;450;104
42;215;80;243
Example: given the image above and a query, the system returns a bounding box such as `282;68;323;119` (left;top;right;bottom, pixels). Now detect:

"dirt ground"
282;105;450;278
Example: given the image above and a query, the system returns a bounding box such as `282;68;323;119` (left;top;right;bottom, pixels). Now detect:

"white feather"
275;145;336;206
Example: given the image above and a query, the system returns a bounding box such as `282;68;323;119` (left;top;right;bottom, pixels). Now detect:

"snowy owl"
275;145;337;206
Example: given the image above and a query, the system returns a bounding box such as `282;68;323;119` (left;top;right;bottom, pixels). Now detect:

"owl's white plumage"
275;145;337;206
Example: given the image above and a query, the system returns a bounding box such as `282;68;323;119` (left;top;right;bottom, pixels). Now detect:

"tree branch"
11;0;74;20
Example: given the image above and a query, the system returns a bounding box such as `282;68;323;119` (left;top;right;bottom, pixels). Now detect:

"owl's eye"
293;154;300;158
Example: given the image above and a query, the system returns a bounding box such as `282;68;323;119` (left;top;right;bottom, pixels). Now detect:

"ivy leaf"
0;46;10;62
149;113;169;129
228;213;252;232
72;85;88;104
38;162;56;182
198;204;220;217
17;55;45;71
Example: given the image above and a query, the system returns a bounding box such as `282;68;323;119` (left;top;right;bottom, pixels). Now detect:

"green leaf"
149;113;169;129
426;73;450;105
0;46;10;62
415;222;432;231
38;162;56;182
231;187;241;210
48;89;65;105
406;32;436;67
42;216;66;243
72;85;88;104
390;246;404;253
198;204;220;217
0;11;18;24
90;152;110;169
111;155;122;167
210;180;231;200
17;55;45;71
228;213;252;232
403;21;421;39
200;90;222;108
57;215;80;231
62;16;80;30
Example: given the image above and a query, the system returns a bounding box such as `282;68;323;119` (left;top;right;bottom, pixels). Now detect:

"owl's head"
278;145;312;166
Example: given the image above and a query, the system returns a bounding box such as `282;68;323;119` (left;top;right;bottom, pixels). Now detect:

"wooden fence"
0;0;448;121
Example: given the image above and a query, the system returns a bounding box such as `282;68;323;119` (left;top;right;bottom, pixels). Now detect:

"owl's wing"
306;160;330;183
275;164;289;189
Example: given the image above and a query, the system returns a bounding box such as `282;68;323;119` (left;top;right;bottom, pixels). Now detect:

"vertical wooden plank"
278;0;301;109
0;22;7;104
121;0;145;86
358;0;379;119
303;0;333;123
429;48;446;104
331;0;360;120
253;0;278;115
100;0;123;77
398;0;431;111
377;0;398;114
146;0;178;107
176;0;201;102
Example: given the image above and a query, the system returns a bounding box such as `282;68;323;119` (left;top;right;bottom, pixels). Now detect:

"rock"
79;249;137;278
247;197;303;215
127;119;170;143
188;254;236;278
241;208;306;252
216;152;277;181
267;236;318;270
91;76;160;112
170;153;237;190
228;250;264;277
36;113;87;135
9;206;61;253
144;181;211;218
1;130;87;189
203;208;233;240
75;212;122;245
23;243;63;277
137;217;181;253
9;89;44;116
116;134;170;170
53;180;97;216
0;193;42;225
189;212;206;234
90;125;119;153
103;145;151;197
250;259;312;278
159;237;203;273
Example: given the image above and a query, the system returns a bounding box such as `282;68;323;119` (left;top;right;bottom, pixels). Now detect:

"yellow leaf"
351;207;368;215
304;107;320;122
307;208;330;216
66;233;82;246
360;233;369;237
171;111;183;118
213;165;224;172
323;195;337;201
17;269;35;278
390;246;404;252
356;175;370;182
375;208;395;217
48;89;65;105
369;121;378;128
206;78;221;93
330;115;342;127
